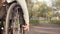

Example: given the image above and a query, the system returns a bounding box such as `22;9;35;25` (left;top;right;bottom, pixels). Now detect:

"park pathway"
25;24;60;34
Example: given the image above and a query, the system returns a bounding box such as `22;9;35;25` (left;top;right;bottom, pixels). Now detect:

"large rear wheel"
5;3;25;34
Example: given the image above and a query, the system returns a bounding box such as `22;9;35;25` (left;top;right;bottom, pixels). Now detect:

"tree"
53;0;60;19
28;0;53;20
46;7;53;21
55;0;60;9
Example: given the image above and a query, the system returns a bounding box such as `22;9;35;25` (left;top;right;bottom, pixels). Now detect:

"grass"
50;20;60;25
30;20;60;25
30;20;39;24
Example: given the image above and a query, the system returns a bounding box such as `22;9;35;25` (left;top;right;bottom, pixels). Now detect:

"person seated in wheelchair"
6;0;29;31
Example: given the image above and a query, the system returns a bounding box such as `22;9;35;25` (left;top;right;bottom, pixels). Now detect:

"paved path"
25;24;60;34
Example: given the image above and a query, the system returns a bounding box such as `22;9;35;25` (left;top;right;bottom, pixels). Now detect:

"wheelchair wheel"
5;3;25;34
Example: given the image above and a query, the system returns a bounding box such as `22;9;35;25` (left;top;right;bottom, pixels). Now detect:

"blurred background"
26;0;60;25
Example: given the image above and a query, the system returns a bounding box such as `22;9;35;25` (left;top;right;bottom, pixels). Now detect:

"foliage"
37;4;47;17
53;0;60;19
28;0;54;20
46;7;53;18
55;0;60;9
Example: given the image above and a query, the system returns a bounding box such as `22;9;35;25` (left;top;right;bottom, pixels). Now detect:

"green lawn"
50;20;60;25
30;20;39;24
30;20;60;25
